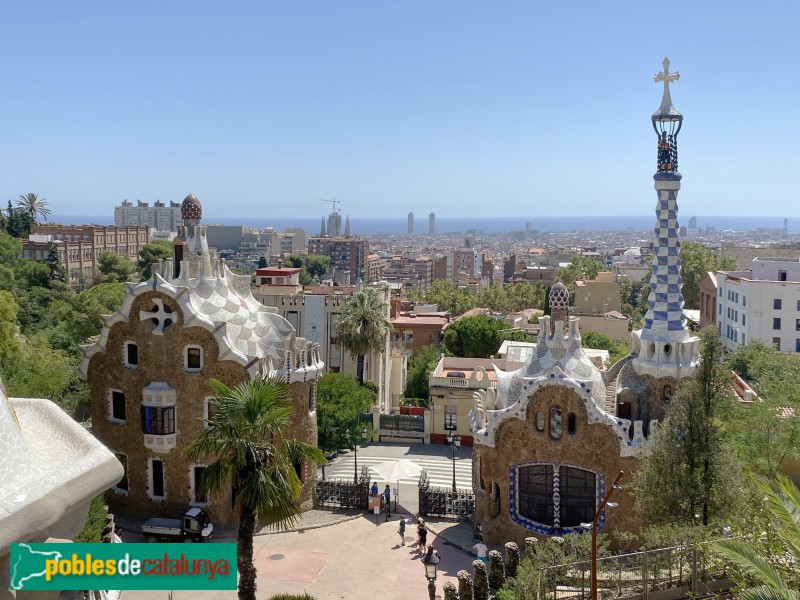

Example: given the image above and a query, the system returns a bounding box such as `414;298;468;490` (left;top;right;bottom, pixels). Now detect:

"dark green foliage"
316;373;375;451
304;254;329;278
97;251;135;282
137;241;173;280
582;331;630;366
405;344;444;401
444;314;528;358
633;327;744;526
72;495;107;543
725;341;800;479
258;256;268;268
284;254;303;268
414;279;546;317
45;243;66;283
677;242;737;309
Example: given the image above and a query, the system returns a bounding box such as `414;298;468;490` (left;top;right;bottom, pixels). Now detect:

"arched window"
550;407;562;440
567;413;576;435
515;464;598;530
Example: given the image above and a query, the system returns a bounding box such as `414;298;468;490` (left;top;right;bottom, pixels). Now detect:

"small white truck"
141;507;214;543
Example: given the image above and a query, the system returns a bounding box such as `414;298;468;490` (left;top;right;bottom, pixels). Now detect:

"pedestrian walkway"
126;511;486;600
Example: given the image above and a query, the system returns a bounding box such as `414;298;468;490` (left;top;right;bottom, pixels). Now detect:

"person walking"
417;518;428;555
473;540;489;564
397;518;406;546
383;484;392;518
422;544;440;565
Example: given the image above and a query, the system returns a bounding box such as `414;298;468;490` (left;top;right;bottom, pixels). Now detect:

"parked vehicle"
141;507;213;542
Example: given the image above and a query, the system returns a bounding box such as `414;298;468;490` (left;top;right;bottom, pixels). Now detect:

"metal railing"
538;541;733;600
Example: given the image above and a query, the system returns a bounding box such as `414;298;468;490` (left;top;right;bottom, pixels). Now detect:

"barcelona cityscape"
1;2;799;600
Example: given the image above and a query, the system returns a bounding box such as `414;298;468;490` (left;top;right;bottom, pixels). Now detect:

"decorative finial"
653;57;681;118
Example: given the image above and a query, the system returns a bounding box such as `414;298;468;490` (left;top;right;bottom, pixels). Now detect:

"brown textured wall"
89;291;318;525
474;385;640;551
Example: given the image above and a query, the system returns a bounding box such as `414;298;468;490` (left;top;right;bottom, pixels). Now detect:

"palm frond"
711;539;794;600
735;585;799;600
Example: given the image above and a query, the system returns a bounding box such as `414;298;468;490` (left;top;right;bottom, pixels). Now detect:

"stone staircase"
604;377;618;414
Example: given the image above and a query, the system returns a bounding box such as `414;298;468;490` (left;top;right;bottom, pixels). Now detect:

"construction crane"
319;198;341;214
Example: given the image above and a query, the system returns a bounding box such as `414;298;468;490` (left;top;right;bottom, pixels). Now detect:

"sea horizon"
48;214;798;236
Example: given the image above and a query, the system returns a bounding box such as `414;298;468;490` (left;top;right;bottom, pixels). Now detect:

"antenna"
319;198;341;214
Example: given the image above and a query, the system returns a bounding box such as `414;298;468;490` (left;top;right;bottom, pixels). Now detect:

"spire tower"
631;58;698;379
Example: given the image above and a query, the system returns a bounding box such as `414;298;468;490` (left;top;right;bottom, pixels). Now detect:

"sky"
1;1;798;220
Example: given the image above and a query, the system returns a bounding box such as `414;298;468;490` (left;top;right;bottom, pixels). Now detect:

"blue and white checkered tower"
631;58;699;379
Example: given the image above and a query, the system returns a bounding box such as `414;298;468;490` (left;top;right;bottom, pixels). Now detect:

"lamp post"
446;431;461;492
424;561;437;600
581;471;624;600
346;427;368;483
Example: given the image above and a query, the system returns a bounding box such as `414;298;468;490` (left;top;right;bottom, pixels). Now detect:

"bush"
266;594;317;600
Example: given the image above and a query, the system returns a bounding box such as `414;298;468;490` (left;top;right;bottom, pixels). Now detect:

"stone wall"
474;385;640;550
89;290;318;524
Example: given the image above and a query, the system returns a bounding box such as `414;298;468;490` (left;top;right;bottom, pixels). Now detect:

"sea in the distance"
50;214;797;235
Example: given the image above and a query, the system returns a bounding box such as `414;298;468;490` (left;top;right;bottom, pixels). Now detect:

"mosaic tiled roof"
181;193;202;220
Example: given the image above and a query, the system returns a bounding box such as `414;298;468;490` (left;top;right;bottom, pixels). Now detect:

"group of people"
394;515;488;570
369;482;392;518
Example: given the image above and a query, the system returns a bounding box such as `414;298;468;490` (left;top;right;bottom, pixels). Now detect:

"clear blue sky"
1;1;797;220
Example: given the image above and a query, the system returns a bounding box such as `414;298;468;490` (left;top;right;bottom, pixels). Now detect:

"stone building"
469;59;699;547
80;194;323;523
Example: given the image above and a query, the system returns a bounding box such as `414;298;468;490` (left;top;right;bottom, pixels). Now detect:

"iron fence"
417;470;475;519
315;477;368;510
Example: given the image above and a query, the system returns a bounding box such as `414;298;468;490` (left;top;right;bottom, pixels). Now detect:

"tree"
444;314;528;358
186;377;325;600
420;279;475;316
16;193;51;223
405;344;444;401
711;475;800;599
555;256;606;296
45;243;66;283
316;372;375;451
633;327;743;526
582;331;630;366
304;254;330;279
258;256;268;269
284;255;303;268
726;341;800;479
137;241;173;280
335;288;393;384
4;201;33;238
97;251;135;282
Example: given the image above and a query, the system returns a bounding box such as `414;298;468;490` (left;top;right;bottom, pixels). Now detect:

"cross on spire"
653;57;680;116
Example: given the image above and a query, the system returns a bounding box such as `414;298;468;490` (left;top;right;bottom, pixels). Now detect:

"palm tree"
16;193;51;223
186;376;325;600
335;287;393;385
711;475;800;600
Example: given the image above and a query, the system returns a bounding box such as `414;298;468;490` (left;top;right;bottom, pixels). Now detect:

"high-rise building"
688;216;697;229
327;211;342;237
115;199;182;231
428;212;435;235
407;212;414;234
307;236;368;281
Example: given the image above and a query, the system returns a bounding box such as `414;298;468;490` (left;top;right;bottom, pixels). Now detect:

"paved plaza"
119;443;489;599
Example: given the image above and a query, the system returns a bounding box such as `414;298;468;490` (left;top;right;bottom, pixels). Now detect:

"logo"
9;543;237;591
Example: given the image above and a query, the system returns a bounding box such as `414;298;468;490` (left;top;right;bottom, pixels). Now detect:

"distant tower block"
688;216;697;229
631;57;699;380
408;212;414;234
429;212;435;235
784;218;789;238
549;282;570;335
345;215;351;237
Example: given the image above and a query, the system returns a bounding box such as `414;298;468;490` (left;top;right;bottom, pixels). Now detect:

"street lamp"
346;427;368;483
446;431;461;492
424;561;437;600
581;471;624;600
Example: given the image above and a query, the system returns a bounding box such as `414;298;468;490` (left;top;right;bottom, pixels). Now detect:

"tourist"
473;540;488;564
417;518;428;555
383;484;391;518
474;522;483;541
397;518;406;546
370;482;378;497
422;544;440;565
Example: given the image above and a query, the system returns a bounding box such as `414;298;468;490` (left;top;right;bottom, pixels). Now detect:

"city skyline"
2;1;798;219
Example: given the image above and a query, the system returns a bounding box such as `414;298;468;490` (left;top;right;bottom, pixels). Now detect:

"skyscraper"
407;212;414;234
428;212;435;235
